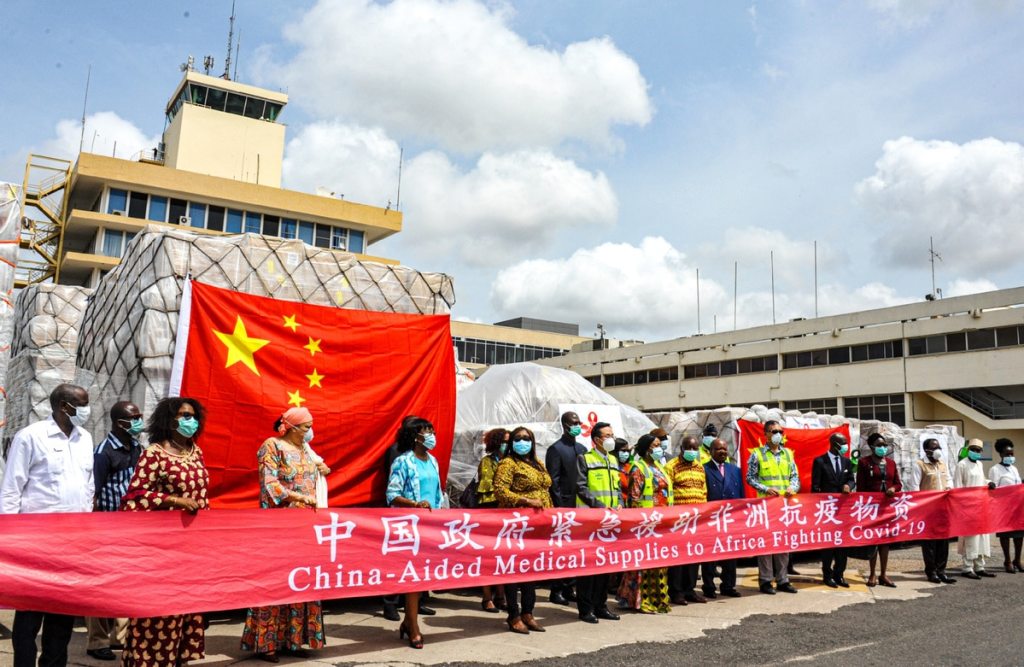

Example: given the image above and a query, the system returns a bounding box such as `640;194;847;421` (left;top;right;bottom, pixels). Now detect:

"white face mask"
770;432;783;446
66;402;90;428
303;427;314;443
601;437;616;453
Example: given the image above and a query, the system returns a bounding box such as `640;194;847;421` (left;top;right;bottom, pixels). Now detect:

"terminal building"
537;287;1024;445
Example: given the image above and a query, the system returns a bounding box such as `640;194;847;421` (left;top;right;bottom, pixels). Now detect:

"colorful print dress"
618;459;672;613
240;438;325;656
120;444;210;667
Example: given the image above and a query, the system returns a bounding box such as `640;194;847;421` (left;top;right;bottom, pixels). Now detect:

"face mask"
650;446;664;460
175;415;199;438
929;450;943;462
66;403;90;428
838;444;849;455
702;436;714;447
303;427;314;443
121;417;145;436
967;450;981;462
683;450;699;462
874;446;888;458
422;433;437;450
601;437;616;453
568;425;582;437
661;436;671;447
770;433;783;446
1004;456;1016;465
512;439;532;456
500;442;508;456
617;450;631;464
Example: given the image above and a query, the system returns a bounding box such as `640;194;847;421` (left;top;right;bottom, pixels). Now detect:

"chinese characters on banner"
0;486;1021;618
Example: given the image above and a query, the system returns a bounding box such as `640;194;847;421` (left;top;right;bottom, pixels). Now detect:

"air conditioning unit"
178;215;192;225
110;210;125;216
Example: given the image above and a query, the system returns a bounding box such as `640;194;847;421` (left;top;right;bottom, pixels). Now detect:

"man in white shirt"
1;384;94;667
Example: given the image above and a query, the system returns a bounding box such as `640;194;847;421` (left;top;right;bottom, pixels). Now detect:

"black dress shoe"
927;574;942;584
823;578;838;588
835;578;850;588
549;592;570;606
87;648;117;661
383;604;401;621
721;589;742;598
961;571;981;580
578;612;598;624
670;594;688;605
684;593;708;604
777;583;798;594
977;570;996;578
595;609;620;621
564;589;578;602
418;604;437;615
939;574;957;584
759;582;776;595
702;590;718;599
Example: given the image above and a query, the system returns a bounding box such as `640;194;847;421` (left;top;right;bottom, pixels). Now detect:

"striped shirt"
93;432;142;512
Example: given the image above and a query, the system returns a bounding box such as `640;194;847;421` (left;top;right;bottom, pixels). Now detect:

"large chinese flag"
737;421;851;499
172;280;455;509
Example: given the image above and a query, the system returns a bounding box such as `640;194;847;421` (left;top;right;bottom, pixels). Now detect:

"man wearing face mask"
811;433;855;588
699;424;718;465
746;420;799;594
955;438;997;579
83;401;144;660
907;438;956;584
668;435;708;604
546;411;587;606
574;422;622;623
1;384;94;667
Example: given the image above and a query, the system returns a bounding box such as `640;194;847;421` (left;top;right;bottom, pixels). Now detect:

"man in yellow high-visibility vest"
745;419;800;595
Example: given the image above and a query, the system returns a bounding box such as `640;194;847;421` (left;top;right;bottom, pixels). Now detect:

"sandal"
866;576;877;587
879;576;897;588
481;599;499;613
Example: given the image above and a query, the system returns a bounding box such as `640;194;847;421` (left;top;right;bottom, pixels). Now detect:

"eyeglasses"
769;430;783;435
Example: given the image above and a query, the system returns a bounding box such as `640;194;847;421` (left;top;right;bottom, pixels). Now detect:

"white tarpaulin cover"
450;362;656;488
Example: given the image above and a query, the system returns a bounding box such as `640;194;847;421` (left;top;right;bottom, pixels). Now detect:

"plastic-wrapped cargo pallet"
74;226;455;447
2;284;92;451
0;184;21;440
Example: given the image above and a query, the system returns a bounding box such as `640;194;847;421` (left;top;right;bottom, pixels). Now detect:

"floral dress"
241;438;326;656
120;444;209;667
618;459;672;613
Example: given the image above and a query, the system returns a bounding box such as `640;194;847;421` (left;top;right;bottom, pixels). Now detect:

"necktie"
719;463;725;476
834;456;842;479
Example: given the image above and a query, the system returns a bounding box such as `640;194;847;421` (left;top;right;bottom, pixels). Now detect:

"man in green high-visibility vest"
574;421;622;623
745;419;800;595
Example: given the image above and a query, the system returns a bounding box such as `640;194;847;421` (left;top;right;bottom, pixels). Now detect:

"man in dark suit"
811;432;855;588
545;410;587;605
701;439;744;598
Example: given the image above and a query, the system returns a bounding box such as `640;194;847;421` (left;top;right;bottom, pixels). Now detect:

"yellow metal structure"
17;154;71;287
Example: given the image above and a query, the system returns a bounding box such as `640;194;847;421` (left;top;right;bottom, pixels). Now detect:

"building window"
784;340;902;369
787;398;839;413
107;189;128;215
299;221;315;245
148;196;167;222
262;215;280;237
244;212;262;234
331;227;348;250
604;366;679;387
169;199;188;224
99;229;137;258
451;336;567;366
585;375;602;387
314;223;331;249
128;192;148;218
996;326;1020;348
207;205;225;232
684;354;777;379
280;218;297;240
188;202;206;229
842;393;905;426
349;230;365;253
226;209;243;233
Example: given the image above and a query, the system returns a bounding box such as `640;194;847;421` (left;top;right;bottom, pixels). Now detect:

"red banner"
738;421;851;498
174;281;455;508
1;487;1021;617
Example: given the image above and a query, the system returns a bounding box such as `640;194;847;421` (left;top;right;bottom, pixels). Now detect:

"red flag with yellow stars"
171;280;455;509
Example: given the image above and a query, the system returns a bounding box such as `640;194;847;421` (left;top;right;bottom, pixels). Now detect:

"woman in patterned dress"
477;428;508;613
120;397;209;667
241;407;329;662
492;426;553;634
618;434;673;613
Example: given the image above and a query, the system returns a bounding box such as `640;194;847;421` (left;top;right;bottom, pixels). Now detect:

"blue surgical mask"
512;439;532;456
122;417;145;436
422;433;437;450
967;450;981;462
499;442;508;456
702;436;714;447
617;450;631;464
303;427;314;443
682;450;699;462
874;446;888;458
1003;456;1016;466
650;446;664;461
838;444;849;455
175;416;199;438
569;425;582;437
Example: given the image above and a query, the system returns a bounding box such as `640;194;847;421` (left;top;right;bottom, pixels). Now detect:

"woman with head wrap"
240;407;327;662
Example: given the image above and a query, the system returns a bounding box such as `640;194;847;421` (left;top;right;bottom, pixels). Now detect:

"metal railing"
944;387;1024;420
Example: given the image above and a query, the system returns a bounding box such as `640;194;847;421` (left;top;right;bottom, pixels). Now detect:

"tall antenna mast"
233;28;241;80
929;236;943;298
78;65;92;153
223;0;236;80
813;240;819;317
396;146;404;210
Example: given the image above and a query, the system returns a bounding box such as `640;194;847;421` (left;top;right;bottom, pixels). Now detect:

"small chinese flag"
172;280;455;509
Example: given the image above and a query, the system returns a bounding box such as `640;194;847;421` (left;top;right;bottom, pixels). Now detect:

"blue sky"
2;1;1022;340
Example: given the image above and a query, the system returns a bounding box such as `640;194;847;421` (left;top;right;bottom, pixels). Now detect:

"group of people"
1;389;1021;665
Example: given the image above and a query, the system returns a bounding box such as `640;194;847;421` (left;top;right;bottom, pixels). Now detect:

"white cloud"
258;0;653;153
283;121;617;263
697;227;839;291
856;136;1024;276
490;236;924;340
944;277;999;297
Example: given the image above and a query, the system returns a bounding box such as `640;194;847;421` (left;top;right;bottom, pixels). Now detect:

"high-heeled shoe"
521;613;545;632
481;599;499;613
507;616;529;635
1005;560;1016;574
399;623;424;649
1014;560;1023;573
